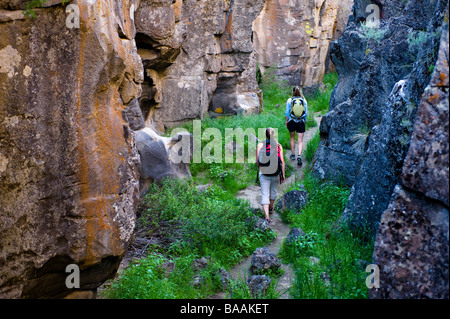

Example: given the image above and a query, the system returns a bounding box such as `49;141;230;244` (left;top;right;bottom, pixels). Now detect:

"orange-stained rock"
0;0;142;298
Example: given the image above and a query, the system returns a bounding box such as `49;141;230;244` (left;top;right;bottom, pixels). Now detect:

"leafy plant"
279;230;320;263
360;21;387;42
308;72;338;114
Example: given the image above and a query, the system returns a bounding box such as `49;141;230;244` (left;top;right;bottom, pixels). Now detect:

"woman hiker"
285;86;308;167
256;128;285;223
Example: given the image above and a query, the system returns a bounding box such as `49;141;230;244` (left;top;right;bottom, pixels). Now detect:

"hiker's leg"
269;199;275;215
260;175;271;219
290;131;296;155
263;204;270;220
268;176;277;214
297;132;304;156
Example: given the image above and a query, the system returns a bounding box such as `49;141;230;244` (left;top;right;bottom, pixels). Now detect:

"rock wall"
312;0;449;238
134;0;265;132
371;20;448;298
252;0;353;88
0;0;142;298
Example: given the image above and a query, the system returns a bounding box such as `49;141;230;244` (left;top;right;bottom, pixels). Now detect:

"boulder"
285;228;306;245
192;257;210;271
250;247;281;275
135;127;192;197
217;268;232;291
275;190;309;213
246;275;272;298
254;218;271;232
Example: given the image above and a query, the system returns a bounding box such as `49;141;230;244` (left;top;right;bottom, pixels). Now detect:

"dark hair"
293;86;304;98
265;127;275;140
265;127;280;147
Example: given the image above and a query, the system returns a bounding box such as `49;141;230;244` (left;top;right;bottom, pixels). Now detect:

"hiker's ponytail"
293;86;304;98
266;127;275;140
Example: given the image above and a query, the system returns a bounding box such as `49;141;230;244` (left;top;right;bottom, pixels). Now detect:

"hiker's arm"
304;99;308;120
255;143;262;164
285;99;291;127
280;146;286;181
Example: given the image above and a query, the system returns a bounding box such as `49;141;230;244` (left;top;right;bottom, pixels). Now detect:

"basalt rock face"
252;0;353;87
312;0;449;238
0;0;142;298
370;20;449;299
134;0;265;131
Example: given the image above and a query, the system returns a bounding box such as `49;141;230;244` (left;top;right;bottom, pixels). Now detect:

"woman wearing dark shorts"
285;86;308;166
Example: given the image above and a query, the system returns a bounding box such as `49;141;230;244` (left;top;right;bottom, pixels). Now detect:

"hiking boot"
297;156;303;167
290;154;296;160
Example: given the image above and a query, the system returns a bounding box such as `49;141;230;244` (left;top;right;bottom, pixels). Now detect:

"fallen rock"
250;247;281;275
217;268;232;291
192;256;210;271
247;275;272;298
159;261;176;277
285;227;305;245
196;183;213;193
192;275;206;288
309;257;320;265
135;127;192;197
275;190;309;213
254;218;271;232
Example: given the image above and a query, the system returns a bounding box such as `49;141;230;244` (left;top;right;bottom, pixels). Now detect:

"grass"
304;130;320;164
307;72;339;115
102;177;277;299
23;0;69;18
278;149;374;299
350;123;371;154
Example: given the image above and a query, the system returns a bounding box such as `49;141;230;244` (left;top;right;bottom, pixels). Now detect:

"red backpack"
258;140;282;177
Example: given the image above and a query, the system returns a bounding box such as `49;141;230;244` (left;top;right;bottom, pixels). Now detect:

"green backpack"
290;97;306;120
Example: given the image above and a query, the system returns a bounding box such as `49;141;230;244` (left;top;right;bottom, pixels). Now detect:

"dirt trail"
210;115;322;299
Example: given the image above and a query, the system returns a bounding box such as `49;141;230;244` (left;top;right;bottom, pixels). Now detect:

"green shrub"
138;177;276;266
103;177;277;299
